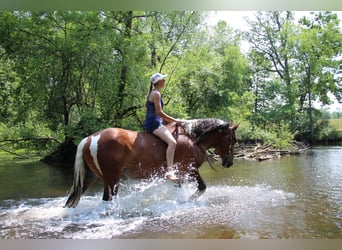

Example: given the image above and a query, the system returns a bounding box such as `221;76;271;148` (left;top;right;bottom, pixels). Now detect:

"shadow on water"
0;146;342;239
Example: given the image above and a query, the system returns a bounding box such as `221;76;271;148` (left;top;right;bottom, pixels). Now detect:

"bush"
237;120;294;149
0;121;60;151
316;123;339;143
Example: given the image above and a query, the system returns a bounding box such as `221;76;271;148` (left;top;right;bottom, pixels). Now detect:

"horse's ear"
217;123;229;133
231;122;240;131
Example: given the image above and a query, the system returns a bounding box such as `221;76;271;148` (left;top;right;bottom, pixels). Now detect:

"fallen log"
0;137;60;146
234;142;309;161
0;137;61;160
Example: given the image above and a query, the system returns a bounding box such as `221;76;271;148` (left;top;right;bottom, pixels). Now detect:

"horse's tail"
64;137;88;208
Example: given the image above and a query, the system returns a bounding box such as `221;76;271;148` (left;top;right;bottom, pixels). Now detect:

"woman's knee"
165;132;177;148
153;126;176;146
168;138;177;148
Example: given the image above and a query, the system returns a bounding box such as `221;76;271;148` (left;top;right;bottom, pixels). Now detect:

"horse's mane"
181;118;227;142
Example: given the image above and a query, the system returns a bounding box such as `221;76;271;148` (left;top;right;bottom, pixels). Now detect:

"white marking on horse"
89;133;103;176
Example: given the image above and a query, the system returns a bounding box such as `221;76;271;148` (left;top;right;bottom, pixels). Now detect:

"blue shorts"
144;117;163;133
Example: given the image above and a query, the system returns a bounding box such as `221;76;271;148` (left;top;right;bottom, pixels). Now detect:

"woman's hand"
175;119;183;125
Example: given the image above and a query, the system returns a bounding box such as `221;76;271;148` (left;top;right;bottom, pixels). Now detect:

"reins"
173;123;189;138
205;154;219;172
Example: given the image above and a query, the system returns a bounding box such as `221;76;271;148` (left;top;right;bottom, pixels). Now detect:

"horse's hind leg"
82;167;98;193
102;178;120;201
98;149;124;201
103;183;112;201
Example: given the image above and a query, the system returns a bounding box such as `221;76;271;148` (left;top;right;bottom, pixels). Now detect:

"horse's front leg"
189;171;207;201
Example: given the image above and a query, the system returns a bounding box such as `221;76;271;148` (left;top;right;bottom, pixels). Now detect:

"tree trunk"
115;11;133;126
308;82;314;143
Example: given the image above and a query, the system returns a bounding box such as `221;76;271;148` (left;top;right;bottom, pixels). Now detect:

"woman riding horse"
144;72;181;182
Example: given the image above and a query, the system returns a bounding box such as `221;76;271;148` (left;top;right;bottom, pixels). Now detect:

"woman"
144;73;181;182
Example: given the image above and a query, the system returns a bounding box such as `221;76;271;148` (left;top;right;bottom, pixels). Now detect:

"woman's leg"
153;125;178;180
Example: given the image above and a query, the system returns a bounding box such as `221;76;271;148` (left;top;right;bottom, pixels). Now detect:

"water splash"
0;178;296;239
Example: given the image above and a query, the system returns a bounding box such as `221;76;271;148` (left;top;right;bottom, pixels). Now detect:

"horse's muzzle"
222;156;233;168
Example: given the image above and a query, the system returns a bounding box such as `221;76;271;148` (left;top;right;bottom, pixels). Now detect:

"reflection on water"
0;146;341;239
0;160;73;200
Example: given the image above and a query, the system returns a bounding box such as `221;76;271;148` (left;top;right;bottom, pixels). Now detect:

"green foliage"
313;119;342;143
272;123;295;149
0;121;48;141
0;10;341;153
245;11;342;143
65;110;109;144
0;53;19;123
238;121;294;149
0;121;60;151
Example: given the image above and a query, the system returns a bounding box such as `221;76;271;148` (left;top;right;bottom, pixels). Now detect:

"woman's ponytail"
146;82;154;106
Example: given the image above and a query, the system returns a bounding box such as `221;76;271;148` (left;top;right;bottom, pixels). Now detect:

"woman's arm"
151;91;180;124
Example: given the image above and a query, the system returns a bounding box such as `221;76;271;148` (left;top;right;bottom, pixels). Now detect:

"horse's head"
212;122;240;168
181;118;240;168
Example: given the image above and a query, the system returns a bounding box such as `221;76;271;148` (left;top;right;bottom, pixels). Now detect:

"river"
0;146;341;239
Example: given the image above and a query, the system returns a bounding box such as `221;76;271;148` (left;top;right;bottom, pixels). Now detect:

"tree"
0;11;111;128
0;52;19;123
169;19;250;120
244;11;297;128
294;11;342;142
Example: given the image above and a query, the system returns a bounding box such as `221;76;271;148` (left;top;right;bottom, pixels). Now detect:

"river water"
0;146;341;239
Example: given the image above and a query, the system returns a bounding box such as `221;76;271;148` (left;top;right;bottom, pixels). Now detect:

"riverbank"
233;141;310;161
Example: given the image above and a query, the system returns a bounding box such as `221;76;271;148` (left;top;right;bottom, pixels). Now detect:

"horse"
64;118;239;208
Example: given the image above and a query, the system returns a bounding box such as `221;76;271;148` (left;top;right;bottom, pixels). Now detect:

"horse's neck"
168;123;217;150
195;132;217;151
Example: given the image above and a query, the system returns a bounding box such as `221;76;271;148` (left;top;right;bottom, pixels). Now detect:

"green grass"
326;119;342;139
328;119;342;131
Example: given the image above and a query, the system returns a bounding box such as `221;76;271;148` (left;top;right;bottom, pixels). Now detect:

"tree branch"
159;11;196;73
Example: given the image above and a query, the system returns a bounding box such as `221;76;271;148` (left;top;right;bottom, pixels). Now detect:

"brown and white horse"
64;119;239;208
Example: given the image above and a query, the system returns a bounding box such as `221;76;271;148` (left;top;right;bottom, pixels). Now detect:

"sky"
206;11;342;112
206;11;342;30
